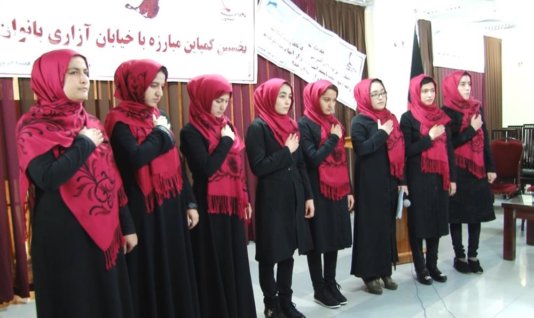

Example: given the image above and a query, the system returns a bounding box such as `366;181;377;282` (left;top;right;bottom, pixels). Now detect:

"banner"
256;0;366;109
0;0;256;83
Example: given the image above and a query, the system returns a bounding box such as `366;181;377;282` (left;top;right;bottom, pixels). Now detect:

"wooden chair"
491;128;521;141
490;138;523;199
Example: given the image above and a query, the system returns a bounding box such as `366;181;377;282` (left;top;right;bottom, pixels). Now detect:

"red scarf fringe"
104;226;124;270
320;182;351;201
207;195;246;220
456;156;486;179
421;158;450;190
143;174;182;213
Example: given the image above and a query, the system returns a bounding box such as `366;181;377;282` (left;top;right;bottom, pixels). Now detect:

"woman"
16;49;136;318
179;74;256;318
400;74;456;285
105;59;200;318
246;78;314;318
351;78;406;294
298;80;353;307
442;71;496;274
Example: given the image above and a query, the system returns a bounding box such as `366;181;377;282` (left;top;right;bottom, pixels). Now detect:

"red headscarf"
105;59;183;213
354;78;405;180
254;78;299;146
16;49;125;269
303;80;350;200
442;71;485;179
408;74;451;189
187;74;248;219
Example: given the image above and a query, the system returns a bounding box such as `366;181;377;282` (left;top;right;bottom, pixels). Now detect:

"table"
501;195;534;260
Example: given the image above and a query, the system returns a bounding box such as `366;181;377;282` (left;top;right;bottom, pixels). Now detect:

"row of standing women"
16;49;495;318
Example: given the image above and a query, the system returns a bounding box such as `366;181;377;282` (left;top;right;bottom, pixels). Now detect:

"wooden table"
502;195;534;260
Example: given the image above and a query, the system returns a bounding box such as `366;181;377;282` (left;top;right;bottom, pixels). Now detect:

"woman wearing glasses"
350;79;406;295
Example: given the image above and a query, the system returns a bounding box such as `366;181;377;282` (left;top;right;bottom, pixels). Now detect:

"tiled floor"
2;199;533;318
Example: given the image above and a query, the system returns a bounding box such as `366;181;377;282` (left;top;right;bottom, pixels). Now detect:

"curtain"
418;20;434;78
0;78;31;305
484;36;502;135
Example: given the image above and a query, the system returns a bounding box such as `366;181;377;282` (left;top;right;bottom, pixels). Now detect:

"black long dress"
298;116;352;253
28;136;134;318
400;111;456;238
179;123;257;318
443;107;495;223
245;118;314;263
110;122;200;318
349;115;400;278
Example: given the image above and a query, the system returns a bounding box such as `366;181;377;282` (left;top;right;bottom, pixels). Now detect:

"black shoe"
364;278;383;295
453;258;471;274
381;276;398;290
428;267;447;283
416;270;433;285
313;287;340;309
264;303;286;318
325;281;348;305
468;259;484;274
280;302;305;318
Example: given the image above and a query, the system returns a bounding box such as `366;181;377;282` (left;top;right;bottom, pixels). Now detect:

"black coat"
400;111;456;238
349;115;400;278
443;107;496;223
28;137;134;318
180;123;257;318
298;116;352;253
110;122;200;318
245;118;313;263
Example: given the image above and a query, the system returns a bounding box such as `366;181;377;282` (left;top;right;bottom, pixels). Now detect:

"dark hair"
420;76;434;87
160;66;169;80
324;84;338;96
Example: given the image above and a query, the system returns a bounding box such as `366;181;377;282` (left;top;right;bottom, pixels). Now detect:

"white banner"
256;0;366;109
0;0;256;83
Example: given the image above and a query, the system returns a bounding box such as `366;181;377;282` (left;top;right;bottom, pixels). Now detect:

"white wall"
502;34;534;126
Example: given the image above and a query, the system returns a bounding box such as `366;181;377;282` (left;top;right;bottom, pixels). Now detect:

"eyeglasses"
370;91;387;99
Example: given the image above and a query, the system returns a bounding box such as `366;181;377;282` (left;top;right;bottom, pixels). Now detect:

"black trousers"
258;257;294;306
409;235;439;273
450;223;481;258
306;250;338;290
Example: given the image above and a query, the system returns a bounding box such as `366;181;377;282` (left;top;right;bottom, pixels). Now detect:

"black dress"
298;116;352;253
400;111;456;238
180;123;257;318
28;136;134;318
350;115;400;278
443;107;495;223
110;122;200;318
245;118;314;263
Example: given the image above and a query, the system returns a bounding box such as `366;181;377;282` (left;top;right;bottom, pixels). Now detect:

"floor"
1;199;533;318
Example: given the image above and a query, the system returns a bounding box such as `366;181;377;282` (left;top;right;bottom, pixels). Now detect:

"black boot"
264;297;286;318
280;299;305;318
325;280;347;305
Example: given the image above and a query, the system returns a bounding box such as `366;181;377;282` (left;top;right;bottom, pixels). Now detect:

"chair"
490;138;523;199
491;128;520;141
521;125;534;188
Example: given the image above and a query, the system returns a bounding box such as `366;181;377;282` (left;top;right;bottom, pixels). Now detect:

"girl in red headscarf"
351;78;406;295
442;71;496;274
400;74;457;286
105;59;200;318
246;78;314;318
179;74;256;318
16;49;136;318
298;80;353;308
